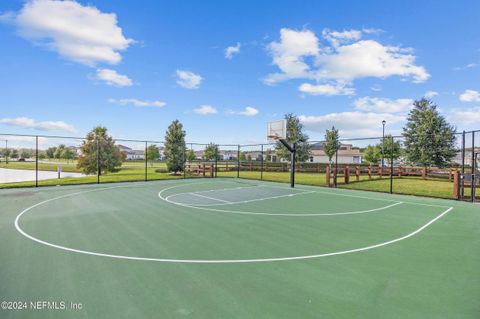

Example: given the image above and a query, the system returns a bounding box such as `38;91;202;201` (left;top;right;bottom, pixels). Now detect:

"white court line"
13;184;454;263
189;192;232;203
244;180;451;209
159;183;404;216
192;185;260;193
167;190;315;207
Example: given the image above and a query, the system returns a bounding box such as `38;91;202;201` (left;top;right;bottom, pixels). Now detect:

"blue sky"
0;0;479;146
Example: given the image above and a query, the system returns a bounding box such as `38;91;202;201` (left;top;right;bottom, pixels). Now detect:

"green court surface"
1;178;479;318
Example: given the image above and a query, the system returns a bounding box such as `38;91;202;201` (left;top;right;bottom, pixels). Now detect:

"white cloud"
193;105;217;115
225;42;241;59
299;112;404;138
264;28;319;85
0;135;50;148
370;84;382;92
450;107;480;124
322;28;362;47
7;0;133;66
235;106;259;116
454;63;478;70
176;70;203;89
299;83;355;96
459;89;480;102
95;69;132;87
424;91;438;98
264;28;429;89
315;40;429;83
108;98;166;108
353;97;413;113
0;117;76;132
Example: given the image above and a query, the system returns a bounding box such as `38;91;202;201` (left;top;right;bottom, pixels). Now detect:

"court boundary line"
13;184;454;263
164;179;452;209
159;182;406;216
167;190;315;207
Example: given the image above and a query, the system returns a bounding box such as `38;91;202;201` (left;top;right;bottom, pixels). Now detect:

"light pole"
381;120;386;167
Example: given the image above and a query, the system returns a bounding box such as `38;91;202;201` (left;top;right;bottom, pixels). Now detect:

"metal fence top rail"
0;129;479;146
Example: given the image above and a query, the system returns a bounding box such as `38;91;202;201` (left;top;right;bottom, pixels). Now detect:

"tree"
186;149;196;161
20;149;32;159
403;98;457;167
77;126;123;174
380;134;402;162
239;151;247;161
146;144;160;166
164;120;186;174
46;147;56;159
203;143;220;161
10;149;19;160
62;147;75;163
275;113;312;162
323;126;340;165
54;144;67;159
363;145;381;165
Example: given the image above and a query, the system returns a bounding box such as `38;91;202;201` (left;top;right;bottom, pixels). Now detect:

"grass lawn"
0;161;175;188
0;163;466;200
217;170;461;199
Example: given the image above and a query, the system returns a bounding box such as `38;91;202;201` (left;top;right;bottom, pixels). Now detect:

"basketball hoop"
266;119;297;188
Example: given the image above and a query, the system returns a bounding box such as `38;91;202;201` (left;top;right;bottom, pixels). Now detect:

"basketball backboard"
267;120;287;142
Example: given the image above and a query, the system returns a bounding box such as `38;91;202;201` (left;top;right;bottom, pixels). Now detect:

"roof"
311;149;362;156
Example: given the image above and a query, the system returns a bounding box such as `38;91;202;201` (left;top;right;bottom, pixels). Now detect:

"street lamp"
381;120;386;167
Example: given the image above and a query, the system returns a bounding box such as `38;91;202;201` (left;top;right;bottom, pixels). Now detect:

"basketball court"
1;177;479;318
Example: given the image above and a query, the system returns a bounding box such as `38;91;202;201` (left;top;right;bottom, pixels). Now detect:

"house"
118;144;145;160
221;150;237;161
243;151;264;161
309;142;363;164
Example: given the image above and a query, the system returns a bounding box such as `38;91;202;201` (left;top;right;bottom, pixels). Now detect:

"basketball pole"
279;139;296;188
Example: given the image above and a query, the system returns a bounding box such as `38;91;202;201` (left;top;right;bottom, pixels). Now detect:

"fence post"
334;150;338;188
96;137;100;184
144;141;148;182
453;170;461;200
390;136;394;194
368;164;372;180
355;166;360;181
472;131;475;202
35;136;38;187
215;146;218;178
326;165;331;187
344;166;349;184
461;131;465;198
183;146;186;179
261;144;264;180
237;145;240;178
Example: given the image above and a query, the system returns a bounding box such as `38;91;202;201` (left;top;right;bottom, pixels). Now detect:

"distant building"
452;148;480;166
309;142;362;164
118;145;145;160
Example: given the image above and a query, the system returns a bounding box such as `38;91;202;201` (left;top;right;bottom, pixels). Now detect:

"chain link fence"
1;131;478;202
